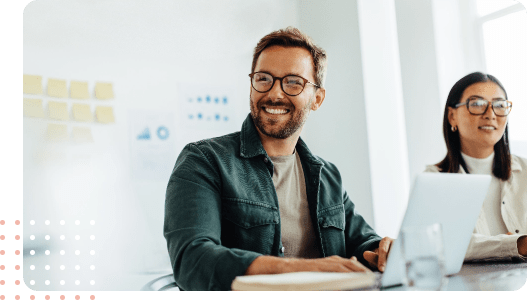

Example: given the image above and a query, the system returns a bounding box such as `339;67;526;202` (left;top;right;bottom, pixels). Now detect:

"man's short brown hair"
251;27;327;88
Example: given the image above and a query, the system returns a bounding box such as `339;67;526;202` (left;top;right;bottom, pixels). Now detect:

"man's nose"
268;78;285;99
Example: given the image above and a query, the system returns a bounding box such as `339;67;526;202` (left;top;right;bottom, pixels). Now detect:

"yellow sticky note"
48;101;69;121
34;150;66;165
70;81;90;99
95;82;114;100
23;98;45;118
23;75;43;95
95;106;115;123
71;126;93;143
72;103;92;122
46;123;68;142
47;78;68;98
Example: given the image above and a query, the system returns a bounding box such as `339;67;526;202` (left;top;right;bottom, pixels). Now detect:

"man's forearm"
244;255;371;275
244;256;295;275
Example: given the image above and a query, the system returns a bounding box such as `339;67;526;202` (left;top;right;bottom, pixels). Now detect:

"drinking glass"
400;223;446;291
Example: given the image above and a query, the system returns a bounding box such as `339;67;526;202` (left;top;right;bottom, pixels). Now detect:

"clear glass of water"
400;223;446;291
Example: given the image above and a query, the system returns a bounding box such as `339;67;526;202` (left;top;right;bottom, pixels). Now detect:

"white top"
461;152;508;235
425;154;527;261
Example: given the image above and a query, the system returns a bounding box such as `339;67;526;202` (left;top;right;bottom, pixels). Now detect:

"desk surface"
384;261;527;291
148;261;527;291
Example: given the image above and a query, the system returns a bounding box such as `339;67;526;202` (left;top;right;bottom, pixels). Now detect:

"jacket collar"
239;114;324;166
240;114;267;158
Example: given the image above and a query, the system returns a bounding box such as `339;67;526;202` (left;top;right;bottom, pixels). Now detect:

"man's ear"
447;107;456;127
311;88;326;111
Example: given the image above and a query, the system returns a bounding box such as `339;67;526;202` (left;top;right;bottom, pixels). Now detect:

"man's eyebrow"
254;70;306;78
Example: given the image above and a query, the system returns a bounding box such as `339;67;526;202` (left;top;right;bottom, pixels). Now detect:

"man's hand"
244;255;371;275
517;235;527;257
363;237;394;272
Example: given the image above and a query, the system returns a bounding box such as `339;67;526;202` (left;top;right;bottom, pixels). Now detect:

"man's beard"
250;95;313;139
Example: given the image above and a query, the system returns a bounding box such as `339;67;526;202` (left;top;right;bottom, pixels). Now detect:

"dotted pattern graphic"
26;220;96;289
0;219;96;299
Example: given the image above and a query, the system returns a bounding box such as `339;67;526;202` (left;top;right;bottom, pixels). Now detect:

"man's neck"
256;129;301;157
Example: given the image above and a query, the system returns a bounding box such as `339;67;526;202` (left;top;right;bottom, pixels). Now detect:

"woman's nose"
484;103;496;119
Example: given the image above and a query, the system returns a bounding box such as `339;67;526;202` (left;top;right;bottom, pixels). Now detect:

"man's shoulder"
187;131;241;152
177;131;241;165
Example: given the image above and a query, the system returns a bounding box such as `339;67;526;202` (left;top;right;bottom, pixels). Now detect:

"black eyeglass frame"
454;98;513;117
248;72;320;96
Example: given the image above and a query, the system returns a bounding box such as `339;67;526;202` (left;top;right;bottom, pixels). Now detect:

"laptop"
381;173;491;288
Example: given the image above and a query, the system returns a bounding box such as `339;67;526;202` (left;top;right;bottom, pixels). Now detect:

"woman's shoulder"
511;154;527;172
424;164;441;173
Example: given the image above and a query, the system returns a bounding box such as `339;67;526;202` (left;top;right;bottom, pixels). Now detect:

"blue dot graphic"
206;96;211;103
223;97;228;104
157;126;169;140
188;114;194;119
215;114;220;120
197;97;202;102
198;113;203;119
224;116;229;121
214;97;219;103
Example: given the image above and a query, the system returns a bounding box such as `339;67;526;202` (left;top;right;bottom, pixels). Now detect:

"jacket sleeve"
164;144;261;291
464;233;527;261
342;190;382;267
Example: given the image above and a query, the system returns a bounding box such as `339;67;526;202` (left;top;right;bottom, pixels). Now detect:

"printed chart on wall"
177;83;238;143
128;110;177;182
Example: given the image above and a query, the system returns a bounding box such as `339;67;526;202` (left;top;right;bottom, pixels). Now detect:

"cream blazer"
425;154;527;261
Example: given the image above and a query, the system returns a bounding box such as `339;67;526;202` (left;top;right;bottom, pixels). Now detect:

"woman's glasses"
455;97;512;117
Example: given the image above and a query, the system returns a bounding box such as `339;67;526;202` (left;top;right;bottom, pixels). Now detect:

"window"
476;0;527;153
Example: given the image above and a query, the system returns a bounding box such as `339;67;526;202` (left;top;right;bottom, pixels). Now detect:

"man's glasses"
249;72;320;96
455;97;512;117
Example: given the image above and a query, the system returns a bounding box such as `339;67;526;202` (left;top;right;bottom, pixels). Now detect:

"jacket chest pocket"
221;198;279;254
318;204;346;256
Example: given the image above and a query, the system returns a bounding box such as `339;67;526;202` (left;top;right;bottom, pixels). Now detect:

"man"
164;27;393;291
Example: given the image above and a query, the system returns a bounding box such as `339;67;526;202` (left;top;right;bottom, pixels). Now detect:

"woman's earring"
451;126;457;132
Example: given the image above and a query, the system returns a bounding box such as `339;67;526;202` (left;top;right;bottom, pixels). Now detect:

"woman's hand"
517;235;527;257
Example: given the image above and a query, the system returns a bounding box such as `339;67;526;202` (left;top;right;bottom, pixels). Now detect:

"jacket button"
516;230;520;233
502;201;505;205
280;247;285;253
264;157;268;163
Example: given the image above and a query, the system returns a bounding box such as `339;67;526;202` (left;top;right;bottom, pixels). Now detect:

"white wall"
356;0;410;238
298;0;375;228
394;0;446;182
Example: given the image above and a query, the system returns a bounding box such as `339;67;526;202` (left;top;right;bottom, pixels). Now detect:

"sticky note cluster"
46;124;93;143
23;74;115;100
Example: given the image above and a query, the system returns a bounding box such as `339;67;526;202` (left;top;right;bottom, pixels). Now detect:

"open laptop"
381;173;491;288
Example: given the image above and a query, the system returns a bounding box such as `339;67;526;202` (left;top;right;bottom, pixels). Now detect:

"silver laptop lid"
381;173;491;287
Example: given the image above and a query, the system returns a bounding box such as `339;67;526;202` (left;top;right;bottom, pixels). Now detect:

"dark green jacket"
164;114;381;291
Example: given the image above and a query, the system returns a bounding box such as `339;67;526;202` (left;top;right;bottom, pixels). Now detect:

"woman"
426;72;527;261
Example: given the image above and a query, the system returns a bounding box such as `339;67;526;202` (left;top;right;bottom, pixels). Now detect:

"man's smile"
261;106;290;115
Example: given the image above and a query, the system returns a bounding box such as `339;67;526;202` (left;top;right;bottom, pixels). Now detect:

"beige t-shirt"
270;151;321;258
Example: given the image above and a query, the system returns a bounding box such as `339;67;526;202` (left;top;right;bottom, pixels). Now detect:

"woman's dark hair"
436;71;511;180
